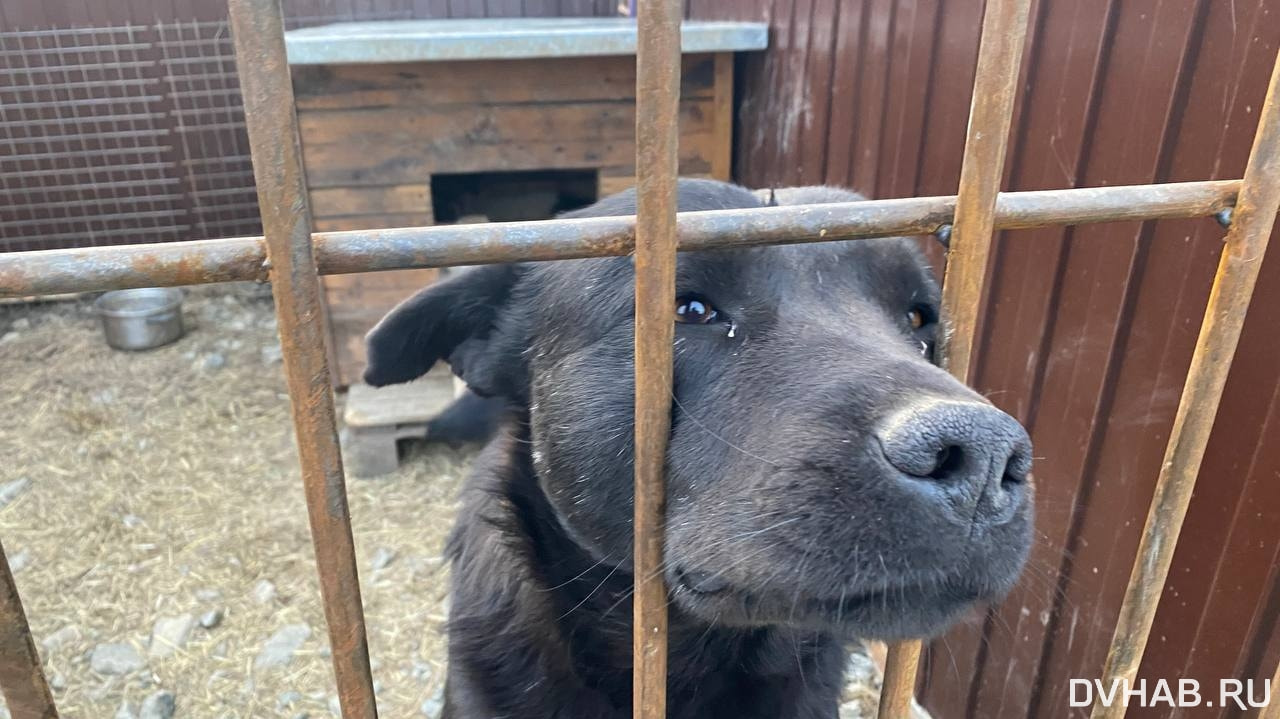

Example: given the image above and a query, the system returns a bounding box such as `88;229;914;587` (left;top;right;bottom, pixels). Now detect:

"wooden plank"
323;267;441;387
303;130;717;186
344;368;457;427
316;202;439;386
710;52;734;180
310;184;430;216
324;270;442;305
329;306;387;387
599;173;639;197
598;170;716;198
299;99;716;151
292;54;717;110
313;213;434;231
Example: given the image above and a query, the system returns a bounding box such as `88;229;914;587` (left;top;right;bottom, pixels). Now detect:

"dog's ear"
363;264;525;398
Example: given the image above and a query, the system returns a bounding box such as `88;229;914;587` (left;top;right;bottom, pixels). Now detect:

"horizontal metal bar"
0;177;181;196
1;24;143;38
8;76;153;94
0;224;191;247
0;42;151;57
0;96;163;110
2;147;171;165
0;59;154;76
3;113;168;129
1;193;184;214
0;180;1238;300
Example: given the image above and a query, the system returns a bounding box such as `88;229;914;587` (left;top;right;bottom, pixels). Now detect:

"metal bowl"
94;288;185;351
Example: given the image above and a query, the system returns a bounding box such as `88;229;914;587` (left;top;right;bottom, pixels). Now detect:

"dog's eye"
676;296;718;324
907;305;934;330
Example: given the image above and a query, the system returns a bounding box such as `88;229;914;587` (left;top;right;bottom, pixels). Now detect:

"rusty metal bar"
1090;44;1280;719
0;537;57;719
0;180;1239;300
632;0;681;715
876;641;922;719
939;0;1033;382
879;1;1034;716
1260;659;1280;719
227;1;378;718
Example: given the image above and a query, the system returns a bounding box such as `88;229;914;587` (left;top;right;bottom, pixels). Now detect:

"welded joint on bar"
1216;207;1233;229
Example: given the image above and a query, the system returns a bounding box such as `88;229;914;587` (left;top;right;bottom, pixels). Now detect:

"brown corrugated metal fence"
688;0;1280;716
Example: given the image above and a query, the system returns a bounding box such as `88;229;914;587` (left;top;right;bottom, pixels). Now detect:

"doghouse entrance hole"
430;169;599;224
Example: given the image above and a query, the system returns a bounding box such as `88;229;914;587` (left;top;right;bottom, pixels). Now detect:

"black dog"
364;179;1034;718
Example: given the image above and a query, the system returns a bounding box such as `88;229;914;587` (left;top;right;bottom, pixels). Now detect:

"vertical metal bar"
879;0;1033;717
0;537;58;719
633;0;681;716
877;641;923;719
226;2;378;718
1090;45;1280;719
936;0;1034;383
1260;656;1280;719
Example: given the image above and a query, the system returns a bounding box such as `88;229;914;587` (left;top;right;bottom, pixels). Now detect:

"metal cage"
1;0;1278;717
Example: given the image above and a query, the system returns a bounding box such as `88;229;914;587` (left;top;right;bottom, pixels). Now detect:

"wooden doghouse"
286;18;766;473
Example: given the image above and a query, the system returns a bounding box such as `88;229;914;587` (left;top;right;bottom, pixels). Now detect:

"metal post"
0;537;57;719
879;0;1033;716
1090;44;1280;719
632;0;681;715
227;1;378;717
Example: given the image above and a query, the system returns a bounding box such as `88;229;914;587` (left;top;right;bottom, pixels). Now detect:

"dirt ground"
0;287;888;719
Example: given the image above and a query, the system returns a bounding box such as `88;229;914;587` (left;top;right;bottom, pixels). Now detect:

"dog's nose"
876;400;1032;525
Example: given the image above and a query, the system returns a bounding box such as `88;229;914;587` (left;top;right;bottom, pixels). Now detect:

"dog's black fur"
365;179;1035;718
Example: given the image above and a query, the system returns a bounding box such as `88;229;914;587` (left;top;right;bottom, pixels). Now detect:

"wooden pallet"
341;367;462;477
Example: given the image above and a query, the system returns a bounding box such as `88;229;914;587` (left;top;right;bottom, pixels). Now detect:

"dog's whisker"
541;552;616;592
670;392;782;467
557;559;624;621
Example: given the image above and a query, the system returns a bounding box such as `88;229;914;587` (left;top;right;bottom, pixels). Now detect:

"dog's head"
365;179;1034;640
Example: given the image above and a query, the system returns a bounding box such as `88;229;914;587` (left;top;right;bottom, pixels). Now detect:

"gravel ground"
0;286;893;719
